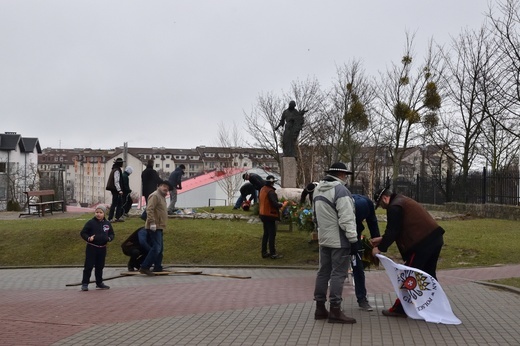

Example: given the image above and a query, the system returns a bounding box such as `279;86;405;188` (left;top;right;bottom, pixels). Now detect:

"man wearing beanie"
121;166;133;219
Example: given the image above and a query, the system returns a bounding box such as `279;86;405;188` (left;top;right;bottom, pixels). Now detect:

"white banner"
376;254;462;325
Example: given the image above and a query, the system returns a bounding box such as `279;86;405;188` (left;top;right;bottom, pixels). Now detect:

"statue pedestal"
281;157;297;188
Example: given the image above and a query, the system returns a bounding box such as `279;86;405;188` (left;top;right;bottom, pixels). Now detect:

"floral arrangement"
280;199;315;232
359;235;379;269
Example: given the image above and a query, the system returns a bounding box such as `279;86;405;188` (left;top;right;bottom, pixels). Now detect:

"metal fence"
408;167;520;206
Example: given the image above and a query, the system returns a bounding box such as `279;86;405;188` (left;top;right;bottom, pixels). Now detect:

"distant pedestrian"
258;175;285;259
80;205;114;291
371;188;445;318
167;164;185;215
121;166;133;218
313;162;358;324
106;157;125;222
139;180;172;276
141;159;161;203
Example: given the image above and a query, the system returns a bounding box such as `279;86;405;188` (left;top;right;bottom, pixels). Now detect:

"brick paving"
0;265;519;345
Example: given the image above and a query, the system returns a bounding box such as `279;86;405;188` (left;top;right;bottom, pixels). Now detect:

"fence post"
416;174;420;202
482;167;487;204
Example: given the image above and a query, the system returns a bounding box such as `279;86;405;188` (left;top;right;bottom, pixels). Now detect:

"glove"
349;241;360;255
150;224;157;231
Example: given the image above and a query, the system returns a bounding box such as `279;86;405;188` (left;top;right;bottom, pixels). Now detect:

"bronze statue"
275;101;307;157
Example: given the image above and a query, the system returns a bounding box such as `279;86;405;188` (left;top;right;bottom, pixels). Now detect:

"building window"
156;164;160;168
0;162;6;173
166;164;170;168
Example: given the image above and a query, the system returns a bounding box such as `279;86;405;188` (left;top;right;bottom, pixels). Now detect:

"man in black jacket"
106;157;124;222
141;159;161;203
167;164;185;215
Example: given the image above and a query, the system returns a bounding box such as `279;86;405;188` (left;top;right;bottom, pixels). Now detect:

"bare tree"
487;0;520;130
377;33;444;189
440;26;499;184
216;121;245;206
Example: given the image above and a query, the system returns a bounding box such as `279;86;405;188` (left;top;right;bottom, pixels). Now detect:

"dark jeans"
391;234;444;312
140;230;163;271
260;217;277;255
126;247;145;270
351;253;367;303
108;191;123;220
82;245;106;285
122;193;133;214
314;247;349;306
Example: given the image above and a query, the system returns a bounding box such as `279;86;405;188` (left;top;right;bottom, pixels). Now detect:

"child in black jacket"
80;205;115;291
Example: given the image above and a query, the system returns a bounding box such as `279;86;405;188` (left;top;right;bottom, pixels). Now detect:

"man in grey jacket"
313;162;359;324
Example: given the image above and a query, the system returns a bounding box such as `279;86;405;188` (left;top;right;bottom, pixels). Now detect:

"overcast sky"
0;0;491;150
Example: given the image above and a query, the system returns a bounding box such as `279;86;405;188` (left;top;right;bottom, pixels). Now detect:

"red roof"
178;168;248;194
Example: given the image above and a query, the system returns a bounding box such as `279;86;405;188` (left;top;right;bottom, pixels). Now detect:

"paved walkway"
1;264;520;346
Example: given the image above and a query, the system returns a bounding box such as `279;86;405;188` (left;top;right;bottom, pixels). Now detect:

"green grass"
1;212;520;271
489;277;520;289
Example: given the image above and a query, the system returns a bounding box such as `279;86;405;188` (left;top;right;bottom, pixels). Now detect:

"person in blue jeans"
233;182;257;209
351;194;381;311
139;180;171;276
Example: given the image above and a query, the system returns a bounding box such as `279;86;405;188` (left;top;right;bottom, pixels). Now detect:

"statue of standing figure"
275;100;307;157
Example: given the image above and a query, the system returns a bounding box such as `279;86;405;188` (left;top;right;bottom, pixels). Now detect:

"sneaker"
127;266;135;272
358;301;373;311
96;283;110;290
81;284;88;291
168;211;175;215
270;253;284;259
139;267;154;276
262;253;271;258
382;308;407;318
116;218;125;222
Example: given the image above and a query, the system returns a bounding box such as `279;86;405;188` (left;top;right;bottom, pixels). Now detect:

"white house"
0;132;41;210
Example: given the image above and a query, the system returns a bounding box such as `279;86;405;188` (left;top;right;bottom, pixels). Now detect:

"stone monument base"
281;156;297;188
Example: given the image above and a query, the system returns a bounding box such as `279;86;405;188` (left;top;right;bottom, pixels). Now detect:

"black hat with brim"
324;162;353;175
373;187;387;209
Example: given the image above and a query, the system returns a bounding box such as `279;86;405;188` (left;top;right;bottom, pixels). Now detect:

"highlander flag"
376;254;462;325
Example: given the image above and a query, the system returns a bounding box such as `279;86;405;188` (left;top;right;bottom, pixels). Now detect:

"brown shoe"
328;305;356;324
382;309;407;318
314;301;328;320
139;267;154;276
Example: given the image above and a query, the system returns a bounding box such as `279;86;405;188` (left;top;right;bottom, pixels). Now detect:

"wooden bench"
19;190;64;217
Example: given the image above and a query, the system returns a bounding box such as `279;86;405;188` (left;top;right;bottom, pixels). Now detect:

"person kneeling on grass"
80;205;115;291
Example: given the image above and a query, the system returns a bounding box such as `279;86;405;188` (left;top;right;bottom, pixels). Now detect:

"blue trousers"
140;230;163;271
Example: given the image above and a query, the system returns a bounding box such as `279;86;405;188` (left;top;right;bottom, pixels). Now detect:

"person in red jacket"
258;175;286;259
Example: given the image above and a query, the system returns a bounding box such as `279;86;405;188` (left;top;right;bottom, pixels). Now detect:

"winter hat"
96;205;107;214
125;166;133;174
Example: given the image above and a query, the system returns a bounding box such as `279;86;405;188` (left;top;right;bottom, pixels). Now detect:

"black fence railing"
365;167;520;206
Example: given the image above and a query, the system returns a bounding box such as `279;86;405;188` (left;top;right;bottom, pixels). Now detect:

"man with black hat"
139;180;172;276
313;162;358;324
233;182;257;210
106;157;125;222
300;182;318;206
258;175;286;259
371;188;445;318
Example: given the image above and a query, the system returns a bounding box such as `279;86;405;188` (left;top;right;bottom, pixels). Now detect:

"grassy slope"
1;212;520;270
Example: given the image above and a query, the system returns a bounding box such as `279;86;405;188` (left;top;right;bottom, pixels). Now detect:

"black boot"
314;301;328;320
328;305;356;324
